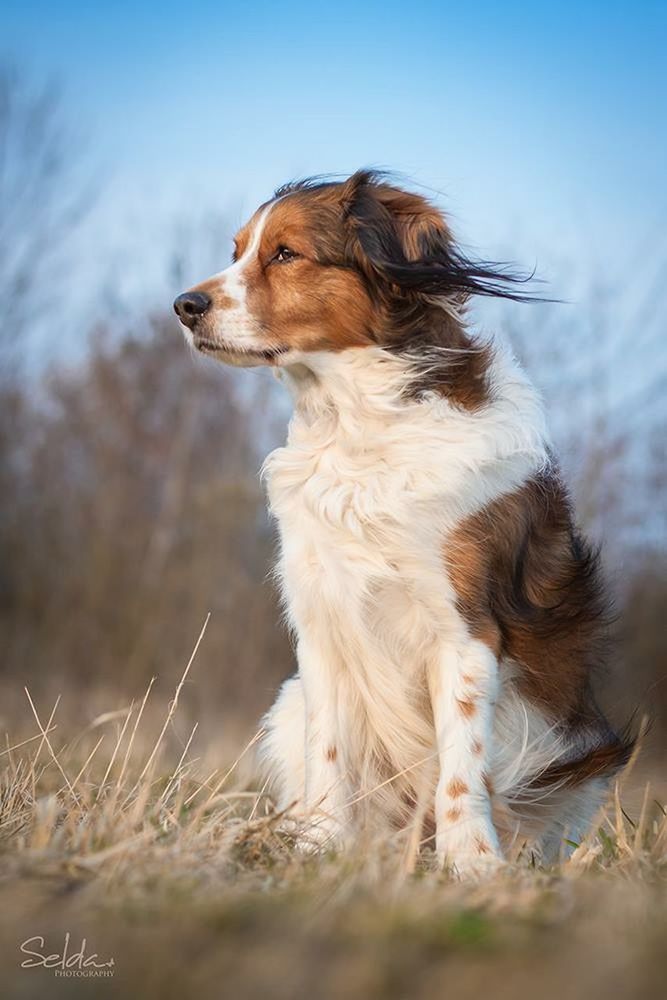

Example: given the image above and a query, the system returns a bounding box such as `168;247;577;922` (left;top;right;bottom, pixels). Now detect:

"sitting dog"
175;170;631;877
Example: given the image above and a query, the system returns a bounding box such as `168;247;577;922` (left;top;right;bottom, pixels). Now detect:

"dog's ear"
341;170;537;303
341;171;450;274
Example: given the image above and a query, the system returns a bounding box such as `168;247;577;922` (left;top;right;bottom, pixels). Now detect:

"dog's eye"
273;246;298;263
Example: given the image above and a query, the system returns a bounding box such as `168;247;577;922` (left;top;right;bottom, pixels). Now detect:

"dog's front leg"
428;637;504;878
295;632;349;851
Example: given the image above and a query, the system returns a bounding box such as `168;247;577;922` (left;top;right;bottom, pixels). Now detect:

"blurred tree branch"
0;62;95;373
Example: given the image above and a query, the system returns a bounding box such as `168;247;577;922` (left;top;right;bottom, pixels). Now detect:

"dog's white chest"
264;411;457;665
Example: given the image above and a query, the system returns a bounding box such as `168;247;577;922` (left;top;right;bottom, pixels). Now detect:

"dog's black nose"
173;291;212;329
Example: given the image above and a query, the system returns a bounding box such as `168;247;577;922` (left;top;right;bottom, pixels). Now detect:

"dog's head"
174;171;532;367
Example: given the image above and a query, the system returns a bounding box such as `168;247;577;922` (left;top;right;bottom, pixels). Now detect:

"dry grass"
0;623;665;999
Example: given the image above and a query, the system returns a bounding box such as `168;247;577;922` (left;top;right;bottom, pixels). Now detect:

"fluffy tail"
526;727;636;790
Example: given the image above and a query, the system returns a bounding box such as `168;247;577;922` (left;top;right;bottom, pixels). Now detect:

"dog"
174;170;632;877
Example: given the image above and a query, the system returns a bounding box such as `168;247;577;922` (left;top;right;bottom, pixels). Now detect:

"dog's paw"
437;822;505;881
444;848;506;882
290;814;346;855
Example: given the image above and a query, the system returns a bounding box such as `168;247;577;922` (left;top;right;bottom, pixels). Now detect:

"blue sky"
4;0;667;316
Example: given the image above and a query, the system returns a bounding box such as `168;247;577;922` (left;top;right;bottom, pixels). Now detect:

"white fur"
208;203;273;350
258;340;606;875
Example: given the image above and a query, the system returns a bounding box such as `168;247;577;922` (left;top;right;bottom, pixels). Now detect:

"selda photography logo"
19;932;115;978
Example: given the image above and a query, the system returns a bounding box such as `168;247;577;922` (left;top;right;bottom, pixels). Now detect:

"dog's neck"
276;303;495;419
278;348;410;426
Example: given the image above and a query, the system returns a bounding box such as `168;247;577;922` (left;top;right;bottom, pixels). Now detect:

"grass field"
0;631;665;999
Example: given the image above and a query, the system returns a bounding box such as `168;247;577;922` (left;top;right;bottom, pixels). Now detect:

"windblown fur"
174;170;632;876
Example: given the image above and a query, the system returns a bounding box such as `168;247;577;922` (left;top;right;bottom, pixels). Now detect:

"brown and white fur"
174;171;632;877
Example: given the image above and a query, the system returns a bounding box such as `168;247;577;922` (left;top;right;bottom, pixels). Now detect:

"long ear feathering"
380;245;542;303
341;169;546;304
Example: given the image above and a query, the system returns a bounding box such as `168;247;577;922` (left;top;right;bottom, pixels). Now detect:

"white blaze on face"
209;202;274;349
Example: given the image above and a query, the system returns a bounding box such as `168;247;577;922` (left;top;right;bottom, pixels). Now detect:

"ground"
0;657;664;999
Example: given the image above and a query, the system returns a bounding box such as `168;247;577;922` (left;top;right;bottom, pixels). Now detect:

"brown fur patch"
446;778;469;799
472;739;483;756
393;324;493;411
445;469;613;724
445;807;462;823
475;836;491;855
456;697;477;719
349;182;453;263
325;745;338;763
